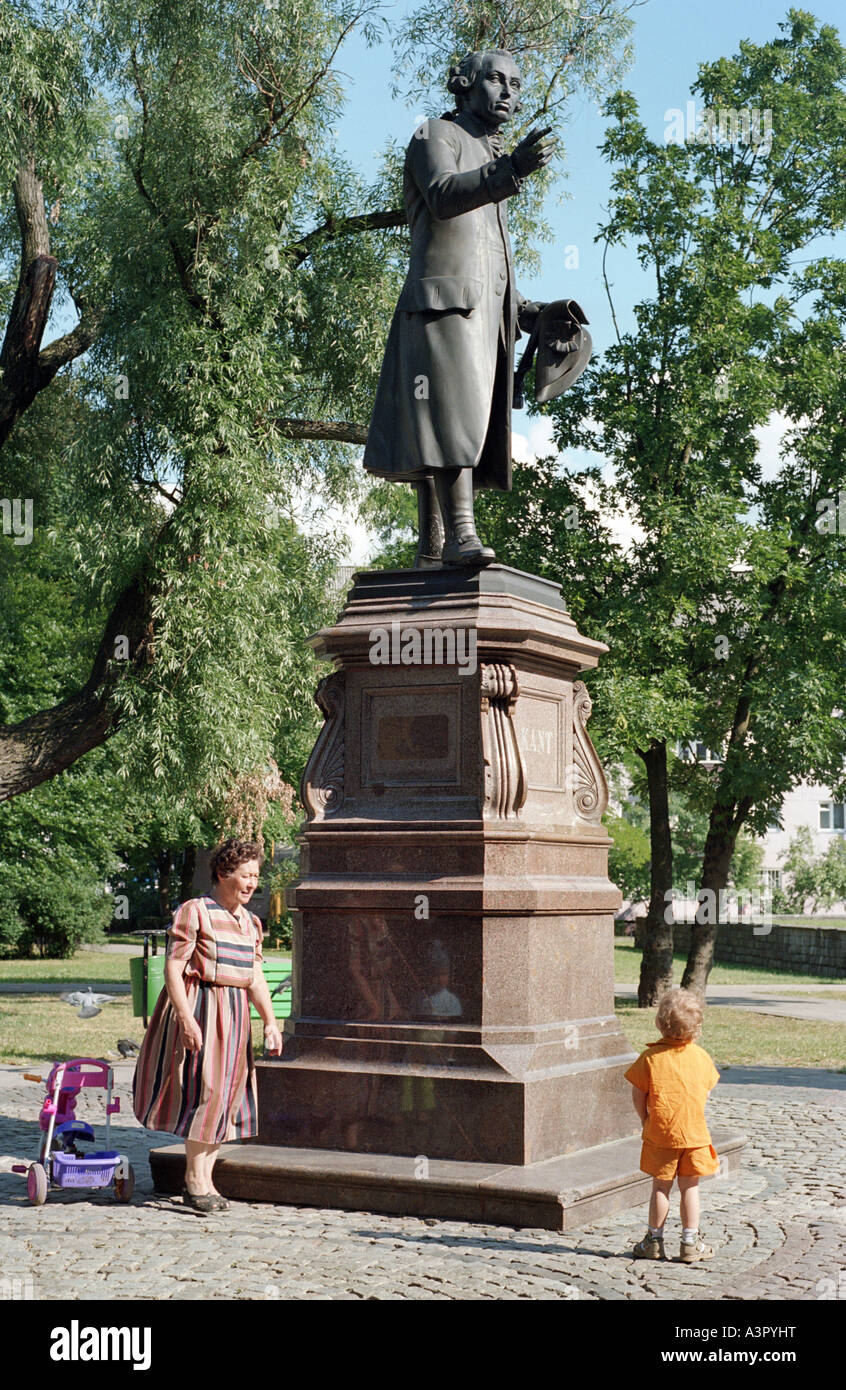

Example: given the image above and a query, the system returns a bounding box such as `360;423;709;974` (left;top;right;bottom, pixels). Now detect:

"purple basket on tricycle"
50;1151;123;1188
12;1058;135;1205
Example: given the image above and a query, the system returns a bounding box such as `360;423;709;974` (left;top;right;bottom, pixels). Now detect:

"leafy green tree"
0;750;122;955
773;826;846;915
0;365;322;950
0;0;636;807
606;813;651;906
670;800;764;899
473;11;846;1003
680;257;846;988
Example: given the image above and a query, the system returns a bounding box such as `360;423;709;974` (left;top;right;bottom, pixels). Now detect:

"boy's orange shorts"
640;1140;720;1180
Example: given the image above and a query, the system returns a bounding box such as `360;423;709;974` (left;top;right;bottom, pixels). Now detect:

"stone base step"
149;1126;746;1232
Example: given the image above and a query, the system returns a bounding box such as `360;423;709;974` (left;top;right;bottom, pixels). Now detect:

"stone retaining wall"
627;919;845;977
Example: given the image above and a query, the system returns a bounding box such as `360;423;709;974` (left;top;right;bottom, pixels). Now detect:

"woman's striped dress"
132;897;263;1144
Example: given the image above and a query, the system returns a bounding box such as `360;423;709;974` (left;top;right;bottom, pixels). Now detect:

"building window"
819;802;846;831
763;869;781;892
679;740;722;765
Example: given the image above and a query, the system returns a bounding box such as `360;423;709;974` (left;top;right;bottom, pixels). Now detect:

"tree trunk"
636;739;676;1007
179;845;197;906
0;160;58;448
0;570;154;802
682;799;748;994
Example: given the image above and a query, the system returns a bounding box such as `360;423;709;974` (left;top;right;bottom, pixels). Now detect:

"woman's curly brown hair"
209;838;263;884
655;987;704;1042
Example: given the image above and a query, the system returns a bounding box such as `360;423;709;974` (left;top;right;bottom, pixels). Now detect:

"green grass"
1;940;842;1067
2;982;843;1069
613;937;844;987
0;949;291;986
770;916;846;928
4;940;835;990
0;952;142;984
0;993;287;1067
4;992;843;1070
617;999;846;1071
0;994;141;1065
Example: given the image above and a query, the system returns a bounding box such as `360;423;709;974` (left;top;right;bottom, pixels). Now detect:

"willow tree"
0;0;638;806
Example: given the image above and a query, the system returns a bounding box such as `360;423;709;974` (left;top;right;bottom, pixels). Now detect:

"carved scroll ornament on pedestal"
572;680;608;822
300;671;345;821
481;663;527;819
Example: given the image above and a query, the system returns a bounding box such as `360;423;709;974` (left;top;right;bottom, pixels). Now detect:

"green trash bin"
130;953;166;1019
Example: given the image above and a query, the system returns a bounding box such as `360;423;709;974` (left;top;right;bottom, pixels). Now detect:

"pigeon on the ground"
60;987;119;1019
117;1038;141;1057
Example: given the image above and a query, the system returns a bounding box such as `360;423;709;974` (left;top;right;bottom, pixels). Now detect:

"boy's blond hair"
655;987;704;1041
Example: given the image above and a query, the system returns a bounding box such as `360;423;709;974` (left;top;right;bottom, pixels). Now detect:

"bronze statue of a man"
362;50;557;568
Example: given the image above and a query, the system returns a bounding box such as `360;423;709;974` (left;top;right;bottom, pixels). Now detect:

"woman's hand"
263;1023;283;1056
179;1013;203;1053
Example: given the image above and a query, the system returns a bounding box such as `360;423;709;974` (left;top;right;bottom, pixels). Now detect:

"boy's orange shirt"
624;1039;720;1147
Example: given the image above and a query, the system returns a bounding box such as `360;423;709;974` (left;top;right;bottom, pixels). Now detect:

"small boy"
624;986;720;1262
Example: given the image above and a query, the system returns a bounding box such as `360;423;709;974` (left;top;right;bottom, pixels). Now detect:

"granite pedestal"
150;564;746;1228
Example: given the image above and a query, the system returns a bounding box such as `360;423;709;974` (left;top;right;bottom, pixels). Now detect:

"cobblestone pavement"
1;1065;844;1302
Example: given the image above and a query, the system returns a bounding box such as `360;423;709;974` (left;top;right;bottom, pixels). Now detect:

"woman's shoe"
209;1192;230;1210
181;1185;218;1214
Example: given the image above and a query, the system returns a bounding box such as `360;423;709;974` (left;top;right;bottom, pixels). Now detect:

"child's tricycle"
12;1058;134;1205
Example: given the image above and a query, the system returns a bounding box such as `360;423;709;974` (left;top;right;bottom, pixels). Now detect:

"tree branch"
274;417;367;445
284;207;405;268
34;309;103;393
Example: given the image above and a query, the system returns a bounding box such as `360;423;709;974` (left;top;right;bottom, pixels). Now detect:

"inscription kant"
518;726;554;757
514;690;562;790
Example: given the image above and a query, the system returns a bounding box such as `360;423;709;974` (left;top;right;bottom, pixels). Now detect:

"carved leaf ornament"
300;672;345;821
480;663;527;820
572;680;608;821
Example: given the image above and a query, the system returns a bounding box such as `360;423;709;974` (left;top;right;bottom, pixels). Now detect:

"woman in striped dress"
132;839;283;1213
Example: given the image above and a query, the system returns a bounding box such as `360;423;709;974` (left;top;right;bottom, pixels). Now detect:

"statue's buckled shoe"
441;532;496;566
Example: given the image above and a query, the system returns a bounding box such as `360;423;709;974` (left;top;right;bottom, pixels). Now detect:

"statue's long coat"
362;110;527;492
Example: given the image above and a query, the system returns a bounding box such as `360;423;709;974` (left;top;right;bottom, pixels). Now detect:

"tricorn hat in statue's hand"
513;299;592;409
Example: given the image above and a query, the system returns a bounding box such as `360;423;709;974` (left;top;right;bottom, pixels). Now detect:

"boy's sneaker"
679;1231;714;1263
632;1231;666;1260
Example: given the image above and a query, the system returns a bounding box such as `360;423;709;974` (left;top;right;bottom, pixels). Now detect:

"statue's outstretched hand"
510;127;558;181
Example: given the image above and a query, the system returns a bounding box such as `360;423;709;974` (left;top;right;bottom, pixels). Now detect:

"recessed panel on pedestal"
362;685;462;788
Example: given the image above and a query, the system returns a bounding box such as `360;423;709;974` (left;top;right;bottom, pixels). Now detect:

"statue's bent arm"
407;124;520;222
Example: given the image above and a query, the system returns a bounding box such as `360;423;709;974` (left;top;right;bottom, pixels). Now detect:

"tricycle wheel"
114;1164;135;1202
27;1163;48;1206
